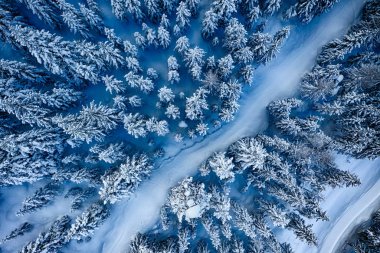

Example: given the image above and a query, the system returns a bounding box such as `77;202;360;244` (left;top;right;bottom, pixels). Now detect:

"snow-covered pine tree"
90;143;125;164
1;222;33;244
99;154;153;204
167;177;211;222
228;137;267;172
17;183;61;216
286;212;317;245
185;87;209;120
0;128;65;186
16;0;59;27
176;2;191;31
202;10;218;39
55;0;91;38
223;18;247;52
53;101;119;143
20;216;71;253
66;201;109;241
10;25;98;82
208;152;235;181
123;113;148;138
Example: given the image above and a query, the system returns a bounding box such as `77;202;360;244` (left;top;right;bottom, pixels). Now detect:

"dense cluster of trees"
128;0;379;251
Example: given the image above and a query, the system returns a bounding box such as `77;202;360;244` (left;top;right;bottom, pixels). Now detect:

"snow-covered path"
66;0;366;252
278;156;380;253
319;164;380;253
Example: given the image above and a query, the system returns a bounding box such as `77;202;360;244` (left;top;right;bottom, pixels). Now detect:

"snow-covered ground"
63;0;368;252
278;156;380;253
319;160;380;253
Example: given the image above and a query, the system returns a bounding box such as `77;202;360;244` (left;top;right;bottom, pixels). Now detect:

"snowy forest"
0;0;378;252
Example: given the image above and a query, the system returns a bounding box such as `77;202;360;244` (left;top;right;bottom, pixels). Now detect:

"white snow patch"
185;205;202;219
178;121;188;128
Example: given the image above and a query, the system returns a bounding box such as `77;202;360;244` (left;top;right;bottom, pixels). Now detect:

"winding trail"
66;0;367;252
319;171;380;253
278;156;380;253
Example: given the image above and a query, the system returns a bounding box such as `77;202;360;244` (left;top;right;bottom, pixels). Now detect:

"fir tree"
99;154;153;204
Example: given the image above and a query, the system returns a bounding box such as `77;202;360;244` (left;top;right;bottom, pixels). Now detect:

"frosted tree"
126;57;142;73
104;27;123;47
317;3;379;64
185;88;209;120
263;0;281;15
123;40;138;57
98;41;124;68
168;56;180;84
0;59;47;83
202;10;218;38
146;117;170;136
125;71;154;93
1;222;33;244
259;200;289;228
219;79;241;100
262;26;291;64
65;187;96;212
0;128;65;186
0;79;80;127
300;65;341;102
143;24;158;47
20;216;71;253
145;0;161;21
10;25;98;82
210;187;232;224
196;122;209;136
224;18;247;52
53;101;119;143
186;0;200;15
67;202;109;241
56;0;91;38
174;133;184;142
285;0;340;23
134;31;147;48
175;36;190;55
103;75;126;94
185;47;206;79
158;25;171;48
79;3;104;32
110;0;126;19
232;204;257;239
16;0;59;26
286;213;317;245
17;183;61;216
99;154;153;204
123;113;147;138
202;216;222;250
158;86;175;103
212;0;237;21
160;14;170;28
165;104;180;119
208;152;235;181
217;54;234;79
240;65;255;85
124;0;144;21
130;233;154;253
128;95;143;107
184;47;206;69
90;143;125;164
176;2;191;30
229;137;267;172
168;177;211;222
